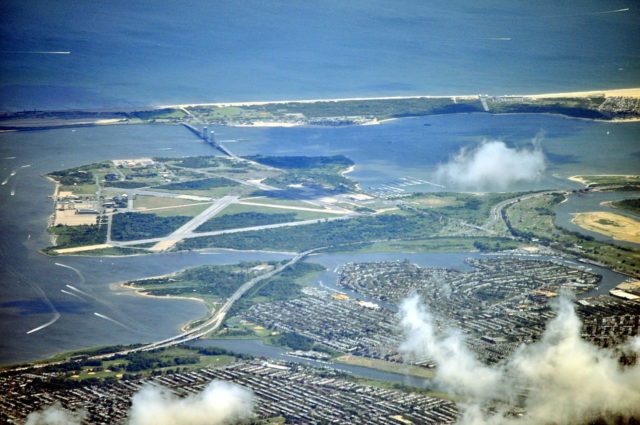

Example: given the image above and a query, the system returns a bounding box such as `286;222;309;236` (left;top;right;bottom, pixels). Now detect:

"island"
2;88;640;131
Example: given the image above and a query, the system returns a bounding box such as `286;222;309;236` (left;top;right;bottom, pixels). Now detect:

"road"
103;186;214;201
94;248;321;357
111;214;357;248
168;163;280;193
488;190;560;228
146;195;238;251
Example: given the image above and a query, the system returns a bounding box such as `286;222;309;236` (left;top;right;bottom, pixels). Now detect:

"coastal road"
94;248;321;357
485;190;563;235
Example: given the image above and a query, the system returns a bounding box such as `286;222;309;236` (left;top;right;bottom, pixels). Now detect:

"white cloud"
25;403;84;425
435;138;546;191
399;294;640;424
128;380;256;425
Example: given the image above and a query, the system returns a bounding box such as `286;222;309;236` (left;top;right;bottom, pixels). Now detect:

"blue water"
1;0;639;110
1;0;639;368
0;119;635;365
216;113;640;190
193;339;431;388
555;191;640;248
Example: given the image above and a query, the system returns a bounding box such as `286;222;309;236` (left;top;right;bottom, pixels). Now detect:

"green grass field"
133;195;203;209
329;236;522;254
241;196;333;210
141;203;211;218
212;202;337;220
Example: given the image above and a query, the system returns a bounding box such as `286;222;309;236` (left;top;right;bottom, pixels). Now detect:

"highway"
94;248;322;357
487;190;560;228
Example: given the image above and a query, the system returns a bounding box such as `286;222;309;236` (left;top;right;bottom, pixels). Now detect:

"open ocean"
1;0;639;110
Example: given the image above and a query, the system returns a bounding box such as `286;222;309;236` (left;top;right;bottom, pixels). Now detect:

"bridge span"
181;122;236;158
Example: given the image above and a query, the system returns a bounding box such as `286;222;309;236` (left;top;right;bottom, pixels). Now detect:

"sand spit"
572;211;640;244
528;88;640;99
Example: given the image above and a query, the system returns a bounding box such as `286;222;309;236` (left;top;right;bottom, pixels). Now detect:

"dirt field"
54;209;99;226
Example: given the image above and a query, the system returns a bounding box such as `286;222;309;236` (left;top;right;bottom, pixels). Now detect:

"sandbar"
572;211;640;244
528;88;640;99
54;244;113;254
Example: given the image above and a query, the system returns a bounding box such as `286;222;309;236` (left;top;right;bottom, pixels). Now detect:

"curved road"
94;247;322;358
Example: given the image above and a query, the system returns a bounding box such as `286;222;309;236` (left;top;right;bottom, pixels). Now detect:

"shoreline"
3;87;638;115
115;280;208;305
571;211;640;244
115;280;213;334
159;87;640;109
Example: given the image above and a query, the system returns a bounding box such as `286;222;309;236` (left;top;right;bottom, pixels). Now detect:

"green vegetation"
58;183;98;194
48;163;110;185
195;211;298;232
226;262;325;317
126;262;274;302
505;193;640;277
347;377;464;402
189;97;483;124
269;332;315;351
46;224;107;249
194;203;338;232
126;260;324;336
32;345;144;364
572;175;640;190
28;346;241;382
402;192;527;225
159;155;244;169
246;155;357;193
104;181;148;189
336;355;435;379
247;155;353;170
217;202;336;220
178;213;441;252
242;195;330;209
611;198;640;215
48;169;94;186
71;246;144;256
153;177;239;191
329;236;523;254
111;212;190;241
487;96;608;119
127;108;187;121
146;203;211;218
134;195;202;210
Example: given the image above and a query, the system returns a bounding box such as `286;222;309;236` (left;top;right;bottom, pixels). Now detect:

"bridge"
91;248;323;357
181;122;236;158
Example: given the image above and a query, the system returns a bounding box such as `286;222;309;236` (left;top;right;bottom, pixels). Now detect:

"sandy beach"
159;87;640;109
233;121;301;127
116;280;207;305
572;211;640;244
528;88;640;99
568;174;640;186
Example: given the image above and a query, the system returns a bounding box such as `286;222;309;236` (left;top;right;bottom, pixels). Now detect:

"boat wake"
94;312;132;330
26;313;61;334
